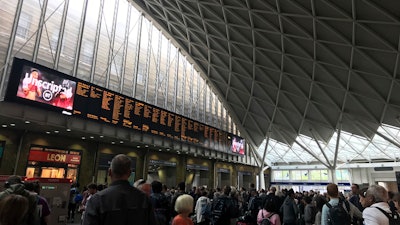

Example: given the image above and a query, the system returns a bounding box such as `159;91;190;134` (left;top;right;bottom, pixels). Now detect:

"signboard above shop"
5;58;246;155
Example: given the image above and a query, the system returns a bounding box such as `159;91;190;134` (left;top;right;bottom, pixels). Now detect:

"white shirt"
363;202;391;225
195;196;210;223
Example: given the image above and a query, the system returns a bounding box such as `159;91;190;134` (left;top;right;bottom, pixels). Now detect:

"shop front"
26;145;81;182
217;168;231;188
186;164;209;188
147;159;177;188
96;153;136;185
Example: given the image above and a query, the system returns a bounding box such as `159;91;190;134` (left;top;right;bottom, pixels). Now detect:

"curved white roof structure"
132;0;400;167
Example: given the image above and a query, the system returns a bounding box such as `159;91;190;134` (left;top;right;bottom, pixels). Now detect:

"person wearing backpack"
321;183;362;225
257;198;281;225
362;185;400;225
211;185;234;225
150;181;171;225
195;190;211;225
0;175;40;225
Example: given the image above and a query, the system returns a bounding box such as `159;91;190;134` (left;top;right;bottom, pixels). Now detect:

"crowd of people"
0;154;400;225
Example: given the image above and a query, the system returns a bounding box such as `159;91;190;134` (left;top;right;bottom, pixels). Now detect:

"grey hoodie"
280;196;299;224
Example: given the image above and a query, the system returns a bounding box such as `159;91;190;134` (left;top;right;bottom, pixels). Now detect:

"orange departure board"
5;58;246;155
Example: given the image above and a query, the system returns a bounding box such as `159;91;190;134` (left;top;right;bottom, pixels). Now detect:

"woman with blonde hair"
172;194;194;225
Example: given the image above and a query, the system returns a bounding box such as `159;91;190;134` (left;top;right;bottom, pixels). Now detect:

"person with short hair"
0;175;39;225
24;181;51;225
358;188;372;209
172;194;194;225
321;183;362;225
280;189;298;225
0;194;30;225
83;154;156;225
314;195;327;225
195;190;210;225
362;185;394;225
150;180;170;225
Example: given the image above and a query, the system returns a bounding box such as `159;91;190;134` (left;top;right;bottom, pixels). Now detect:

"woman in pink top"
257;198;281;225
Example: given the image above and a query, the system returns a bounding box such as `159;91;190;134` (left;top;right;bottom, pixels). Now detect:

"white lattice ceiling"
131;0;400;166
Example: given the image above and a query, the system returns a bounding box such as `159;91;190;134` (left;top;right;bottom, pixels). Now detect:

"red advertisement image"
16;66;76;110
231;136;245;155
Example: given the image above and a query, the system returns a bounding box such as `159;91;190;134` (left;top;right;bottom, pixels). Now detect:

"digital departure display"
5;58;245;155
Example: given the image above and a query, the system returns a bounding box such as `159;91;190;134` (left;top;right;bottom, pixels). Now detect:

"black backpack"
374;207;400;225
260;211;275;225
211;197;229;223
326;199;351;225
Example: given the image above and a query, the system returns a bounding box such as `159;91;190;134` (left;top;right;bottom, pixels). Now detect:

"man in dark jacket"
83;154;156;225
280;189;299;225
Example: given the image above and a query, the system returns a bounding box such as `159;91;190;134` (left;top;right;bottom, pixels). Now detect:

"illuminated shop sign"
28;150;81;165
6;58;245;155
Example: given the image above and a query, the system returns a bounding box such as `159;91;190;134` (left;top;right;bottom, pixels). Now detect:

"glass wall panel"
108;0;128;92
35;0;64;68
198;77;206;123
183;63;192;117
175;52;185;115
146;26;160;105
58;0;84;75
167;45;178;111
76;0;100;81
336;169;350;181
135;18;151;101
156;36;170;108
191;71;199;120
122;9;140;97
13;0;41;60
273;170;290;180
0;2;18;68
93;0;114;87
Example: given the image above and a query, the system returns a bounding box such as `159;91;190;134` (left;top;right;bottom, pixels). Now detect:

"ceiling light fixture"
66;128;71;132
46;131;51;134
81;136;86;140
1;124;7;128
99;135;104;138
62;110;72;116
111;141;115;144
25;121;30;124
10;123;15;127
90;136;94;139
54;130;59;133
120;141;124;144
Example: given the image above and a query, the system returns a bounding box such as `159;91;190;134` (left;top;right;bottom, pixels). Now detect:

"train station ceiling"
131;0;400;167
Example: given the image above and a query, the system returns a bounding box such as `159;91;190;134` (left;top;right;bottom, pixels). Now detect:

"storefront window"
25;145;82;181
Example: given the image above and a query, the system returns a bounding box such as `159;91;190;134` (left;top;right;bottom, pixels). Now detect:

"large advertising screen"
15;65;76;110
5;58;245;155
